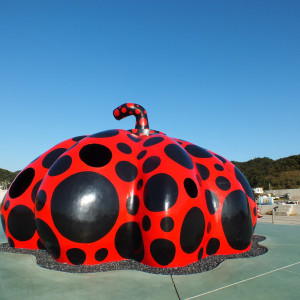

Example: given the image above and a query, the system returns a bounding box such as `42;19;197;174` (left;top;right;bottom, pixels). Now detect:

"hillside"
1;154;300;190
232;154;300;190
0;168;20;187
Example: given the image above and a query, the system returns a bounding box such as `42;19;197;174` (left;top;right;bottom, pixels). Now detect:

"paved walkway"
257;215;300;225
0;220;299;300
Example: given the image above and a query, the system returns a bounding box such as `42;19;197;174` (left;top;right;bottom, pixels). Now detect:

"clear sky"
1;0;299;171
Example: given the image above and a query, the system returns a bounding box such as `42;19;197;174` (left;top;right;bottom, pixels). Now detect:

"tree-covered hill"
232;154;300;190
1;154;300;190
0;168;20;187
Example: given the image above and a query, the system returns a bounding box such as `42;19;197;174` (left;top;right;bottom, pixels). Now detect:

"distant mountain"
232;154;300;190
1;154;300;190
0;168;20;186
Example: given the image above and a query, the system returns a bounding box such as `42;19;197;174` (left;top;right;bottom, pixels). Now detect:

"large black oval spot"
9;168;35;199
36;218;60;259
4;200;10;211
214;164;224;171
95;248;108;261
150;239;175;266
90;129;119;138
42;148;67;169
31;179;43;203
115;161;138;182
72;135;87;142
7;205;36;241
185;145;213;158
79;144;112;168
196;163;210;180
142;215;151;231
198;247;204;260
206;238;220;255
127;134;141;143
66;248;86;265
215;154;227;163
144;173;178;212
160;217;174;232
36;190;47;211
143;137;164;147
51;171;119;243
115;222;144;262
221;190;253;250
216;176;231;191
235;167;254;200
137;150;147;160
126;195;140;215
180;207;205;253
205;190;219;215
48;155;72;176
184;178;198;198
117;143;132;154
8;237;15;248
164;144;194;169
142;156;161;173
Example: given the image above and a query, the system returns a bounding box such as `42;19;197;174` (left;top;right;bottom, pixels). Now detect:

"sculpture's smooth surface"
0;103;257;267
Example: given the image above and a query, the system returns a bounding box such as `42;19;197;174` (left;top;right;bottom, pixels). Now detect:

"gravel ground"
0;235;267;275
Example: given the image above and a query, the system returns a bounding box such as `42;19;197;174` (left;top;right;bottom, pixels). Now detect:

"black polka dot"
126;195;140;215
150;239;175;266
207;222;211;234
143;137;164;147
31;179;43;203
221;190;253;250
198;247;204;260
4;200;10;211
235;167;254;200
184;178;198;198
142;215;151;231
127;134;141;143
95;248;108;262
8;237;15;248
185;145;213;158
7;205;36;241
137;150;147;160
90;129;119;138
206;238;220;255
160;217;174;232
253;206;257;216
142;156;161;173
214;164;224;171
115;161;138;182
144;173;178;212
214;154;227;163
196;163;210;180
36;218;60;259
9;168;35;199
37;239;46;249
79;144;112;168
72;135;87;142
216;176;231;191
42;148;67;169
51;171;119;243
115;222;144;262
164;144;194;169
1;214;5;233
180;207;205;253
205;190;219;215
117;143;132;154
137;179;143;190
48;155;72;176
36;190;47;211
66;248;86;265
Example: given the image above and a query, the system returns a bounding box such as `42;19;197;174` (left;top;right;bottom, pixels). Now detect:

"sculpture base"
0;235;267;275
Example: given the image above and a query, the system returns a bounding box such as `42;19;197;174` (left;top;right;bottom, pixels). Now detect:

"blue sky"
1;0;299;171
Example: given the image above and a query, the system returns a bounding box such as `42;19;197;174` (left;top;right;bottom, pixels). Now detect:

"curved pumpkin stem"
113;103;149;132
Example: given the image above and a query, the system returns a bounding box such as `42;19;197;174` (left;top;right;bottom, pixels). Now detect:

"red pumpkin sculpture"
0;103;257;267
